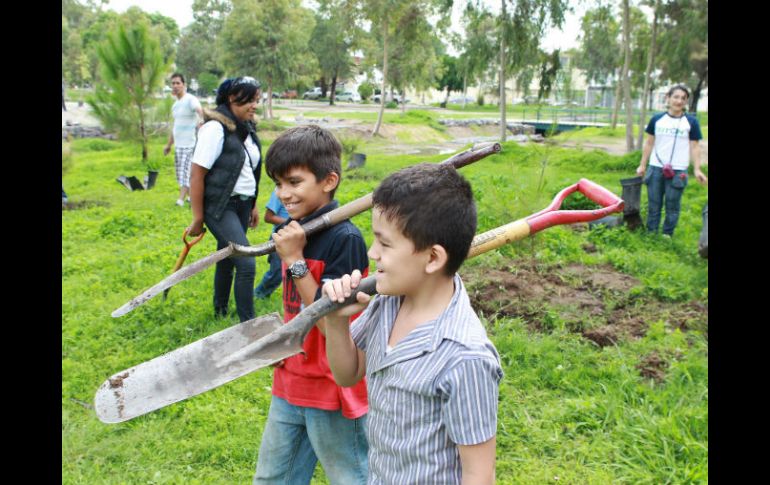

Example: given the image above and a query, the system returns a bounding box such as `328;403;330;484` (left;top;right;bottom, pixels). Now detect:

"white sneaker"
176;199;184;207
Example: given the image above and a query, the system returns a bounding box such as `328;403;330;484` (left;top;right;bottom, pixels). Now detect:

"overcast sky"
105;0;588;52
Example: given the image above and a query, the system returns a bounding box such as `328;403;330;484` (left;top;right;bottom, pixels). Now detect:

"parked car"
336;91;361;102
280;90;298;99
302;87;323;100
372;92;409;104
447;96;475;104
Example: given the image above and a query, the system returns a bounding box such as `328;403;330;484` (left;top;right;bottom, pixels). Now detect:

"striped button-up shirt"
351;274;503;484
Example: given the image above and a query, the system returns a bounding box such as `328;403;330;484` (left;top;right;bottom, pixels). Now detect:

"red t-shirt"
271;206;369;419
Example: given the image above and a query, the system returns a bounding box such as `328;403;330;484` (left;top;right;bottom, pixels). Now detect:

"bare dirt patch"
63;200;111;211
461;259;708;347
636;351;668;382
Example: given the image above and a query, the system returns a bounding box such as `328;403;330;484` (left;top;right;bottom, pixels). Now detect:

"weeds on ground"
63;132;708;484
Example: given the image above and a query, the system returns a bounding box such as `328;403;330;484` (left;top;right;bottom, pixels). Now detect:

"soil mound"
461;259;707;348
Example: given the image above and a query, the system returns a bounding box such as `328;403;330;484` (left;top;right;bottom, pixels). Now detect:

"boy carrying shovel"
323;163;503;484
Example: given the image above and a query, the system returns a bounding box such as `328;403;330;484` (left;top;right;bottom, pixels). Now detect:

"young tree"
576;4;621;109
621;0;634;151
386;5;444;114
637;0;660;149
361;0;449;136
176;0;232;86
498;0;568;141
436;54;463;106
657;0;708;113
88;21;168;164
310;1;360;106
219;0;316;119
537;49;561;103
458;3;497;109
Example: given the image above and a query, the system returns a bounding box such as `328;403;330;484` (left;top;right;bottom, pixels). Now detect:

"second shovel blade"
95;312;293;424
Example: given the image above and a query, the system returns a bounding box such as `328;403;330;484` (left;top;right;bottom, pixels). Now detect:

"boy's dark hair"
373;163;476;276
170;73;185;84
265;125;343;198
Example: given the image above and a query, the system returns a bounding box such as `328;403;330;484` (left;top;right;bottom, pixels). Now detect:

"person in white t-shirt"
164;73;203;207
636;85;708;236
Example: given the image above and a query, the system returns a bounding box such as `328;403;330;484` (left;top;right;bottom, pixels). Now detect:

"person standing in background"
253;188;290;300
636;85;707;237
164;73;204;207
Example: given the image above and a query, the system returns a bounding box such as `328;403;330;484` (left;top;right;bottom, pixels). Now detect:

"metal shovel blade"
111;245;234;317
94;312;290;423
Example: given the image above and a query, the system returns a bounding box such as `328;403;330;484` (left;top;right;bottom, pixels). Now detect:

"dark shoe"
253;287;274;299
214;306;230;318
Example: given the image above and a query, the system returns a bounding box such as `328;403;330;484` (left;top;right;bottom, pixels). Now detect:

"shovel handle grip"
526;178;624;234
182;227;206;249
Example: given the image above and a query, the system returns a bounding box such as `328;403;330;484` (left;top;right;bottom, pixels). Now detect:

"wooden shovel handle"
231;142;502;258
468;178;623;258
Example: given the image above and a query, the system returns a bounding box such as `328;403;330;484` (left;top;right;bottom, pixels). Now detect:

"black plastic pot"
347;153;366;169
145;170;159;190
619;176;643;230
588;215;622;229
620;176;643;215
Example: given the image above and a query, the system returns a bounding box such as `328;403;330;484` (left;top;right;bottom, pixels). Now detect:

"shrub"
62;141;73;176
358;82;374;101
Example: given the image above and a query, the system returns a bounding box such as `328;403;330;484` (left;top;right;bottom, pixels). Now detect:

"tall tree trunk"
267;77;274;120
611;68;621;130
638;0;659;150
138;103;147;162
462;73;467;109
499;0;507;142
690;73;705;114
372;18;388;137
401;87;406;114
329;75;337;106
622;0;634;152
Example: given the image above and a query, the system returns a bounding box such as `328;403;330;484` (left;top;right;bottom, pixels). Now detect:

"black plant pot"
347;153;366;169
619;176;643;230
145;170;159;190
620;176;643;216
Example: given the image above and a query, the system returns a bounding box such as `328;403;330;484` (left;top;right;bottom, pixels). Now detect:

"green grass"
63;131;708;483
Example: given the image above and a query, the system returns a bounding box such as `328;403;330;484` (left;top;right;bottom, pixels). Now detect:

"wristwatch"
288;259;309;279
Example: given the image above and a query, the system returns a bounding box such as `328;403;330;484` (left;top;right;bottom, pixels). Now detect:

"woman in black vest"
188;77;263;322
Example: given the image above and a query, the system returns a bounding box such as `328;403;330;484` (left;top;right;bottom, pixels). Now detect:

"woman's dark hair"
216;76;261;106
667;84;690;99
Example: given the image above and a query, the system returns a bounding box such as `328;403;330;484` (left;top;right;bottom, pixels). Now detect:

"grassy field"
62;129;708;483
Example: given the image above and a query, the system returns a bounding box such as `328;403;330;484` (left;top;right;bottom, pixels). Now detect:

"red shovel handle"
182;227;206;250
526;178;624;234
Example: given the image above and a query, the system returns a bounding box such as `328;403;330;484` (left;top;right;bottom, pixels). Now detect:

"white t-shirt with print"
645;112;703;170
172;93;202;148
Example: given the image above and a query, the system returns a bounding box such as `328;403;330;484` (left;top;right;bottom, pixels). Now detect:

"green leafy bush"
78;138;116;152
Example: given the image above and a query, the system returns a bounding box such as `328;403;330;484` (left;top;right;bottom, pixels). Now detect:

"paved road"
62;101;100;127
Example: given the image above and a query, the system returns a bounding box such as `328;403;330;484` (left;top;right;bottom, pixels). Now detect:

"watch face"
290;260;308;278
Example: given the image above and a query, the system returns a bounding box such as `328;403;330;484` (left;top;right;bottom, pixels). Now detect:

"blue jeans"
254;396;368;485
204;196;256;322
254;251;283;298
644;165;689;236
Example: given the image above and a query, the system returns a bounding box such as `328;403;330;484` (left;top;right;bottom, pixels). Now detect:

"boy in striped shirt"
323;163;503;484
